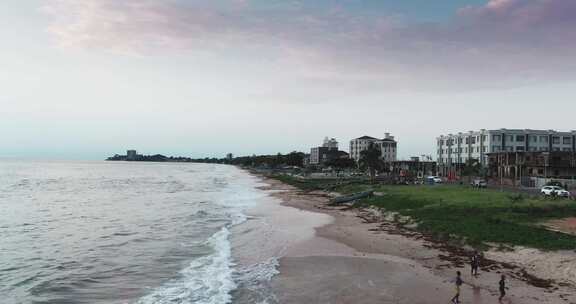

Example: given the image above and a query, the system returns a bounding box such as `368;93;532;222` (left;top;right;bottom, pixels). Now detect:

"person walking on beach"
499;275;508;302
470;251;481;276
451;271;464;304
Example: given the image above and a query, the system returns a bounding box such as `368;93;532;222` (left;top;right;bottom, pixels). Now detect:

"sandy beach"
258;177;576;304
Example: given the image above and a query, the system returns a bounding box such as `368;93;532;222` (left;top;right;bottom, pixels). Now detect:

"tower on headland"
127;150;138;161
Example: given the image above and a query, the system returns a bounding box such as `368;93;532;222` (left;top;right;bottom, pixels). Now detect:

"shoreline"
257;176;576;304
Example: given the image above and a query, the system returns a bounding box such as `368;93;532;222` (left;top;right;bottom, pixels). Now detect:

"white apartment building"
323;137;338;150
437;129;576;168
349;133;397;162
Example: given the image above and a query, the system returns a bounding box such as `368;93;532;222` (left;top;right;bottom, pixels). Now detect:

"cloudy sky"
1;0;575;160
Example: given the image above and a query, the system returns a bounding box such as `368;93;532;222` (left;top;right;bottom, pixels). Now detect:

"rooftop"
354;135;397;142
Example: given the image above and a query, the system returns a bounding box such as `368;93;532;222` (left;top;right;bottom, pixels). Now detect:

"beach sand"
260;177;576;304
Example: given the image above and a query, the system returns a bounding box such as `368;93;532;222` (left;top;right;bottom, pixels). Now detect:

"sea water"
0;160;279;304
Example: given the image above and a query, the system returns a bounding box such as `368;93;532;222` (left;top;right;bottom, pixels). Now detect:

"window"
492;135;501;141
507;135;514;142
458;138;463;144
553;136;560;144
530;136;538;142
471;137;476;144
538;169;544;175
481;147;486;152
516;146;525;151
516;135;525;142
540;136;548;143
465;137;470;144
492;146;500;152
563;137;572;145
482;135;487;141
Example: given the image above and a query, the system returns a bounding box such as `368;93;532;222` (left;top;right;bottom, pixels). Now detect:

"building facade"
390;159;437;179
310;137;346;165
349;133;397;162
437;129;576;176
488;151;576;180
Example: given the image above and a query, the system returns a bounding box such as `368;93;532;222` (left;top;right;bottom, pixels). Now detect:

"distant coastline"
107;154;192;162
105;150;227;163
105;149;305;166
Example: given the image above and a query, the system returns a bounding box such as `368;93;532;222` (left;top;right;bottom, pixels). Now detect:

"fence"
523;177;576;190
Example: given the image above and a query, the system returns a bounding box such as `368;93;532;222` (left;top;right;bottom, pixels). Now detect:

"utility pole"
500;153;504;192
543;152;550;186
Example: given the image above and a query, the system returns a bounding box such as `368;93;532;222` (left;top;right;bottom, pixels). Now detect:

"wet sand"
260;177;576;304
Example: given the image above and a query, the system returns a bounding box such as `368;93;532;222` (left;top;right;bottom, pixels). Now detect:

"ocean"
0;160;283;304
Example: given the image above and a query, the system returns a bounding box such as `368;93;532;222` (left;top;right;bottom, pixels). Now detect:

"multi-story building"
390;158;437;180
310;137;347;165
487;151;576;180
349;133;397;162
437;129;576;175
322;137;338;150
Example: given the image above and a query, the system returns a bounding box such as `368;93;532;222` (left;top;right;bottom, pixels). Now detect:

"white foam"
137;167;277;304
137;227;236;304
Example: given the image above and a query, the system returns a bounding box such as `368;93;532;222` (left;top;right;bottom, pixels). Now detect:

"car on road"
471;179;487;188
541;186;571;197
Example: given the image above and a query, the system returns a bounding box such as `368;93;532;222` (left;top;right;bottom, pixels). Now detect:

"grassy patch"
363;185;576;250
268;175;576;250
269;174;370;193
270;175;339;191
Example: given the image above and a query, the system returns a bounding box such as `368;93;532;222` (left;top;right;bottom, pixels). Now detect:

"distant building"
488;151;576;179
310;137;348;165
437;129;576;176
226;153;233;161
323;137;339;150
349;133;397;162
303;154;311;167
390;159;437;179
127;150;138;161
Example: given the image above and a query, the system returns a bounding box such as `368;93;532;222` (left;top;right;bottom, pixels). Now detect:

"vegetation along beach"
262;173;576;303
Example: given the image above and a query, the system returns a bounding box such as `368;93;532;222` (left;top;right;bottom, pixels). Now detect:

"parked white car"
541;186;571;197
427;176;443;183
471;179;488;188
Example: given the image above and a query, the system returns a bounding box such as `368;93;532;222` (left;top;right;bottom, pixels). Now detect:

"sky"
1;0;575;160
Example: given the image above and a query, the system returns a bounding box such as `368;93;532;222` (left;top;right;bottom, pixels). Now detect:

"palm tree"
359;142;383;183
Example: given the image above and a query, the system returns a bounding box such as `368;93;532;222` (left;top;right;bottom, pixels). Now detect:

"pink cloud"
461;0;576;27
43;0;576;90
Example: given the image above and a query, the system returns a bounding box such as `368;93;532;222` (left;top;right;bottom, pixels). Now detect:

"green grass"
270;175;339;191
270;174;370;193
361;185;576;250
271;174;576;251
